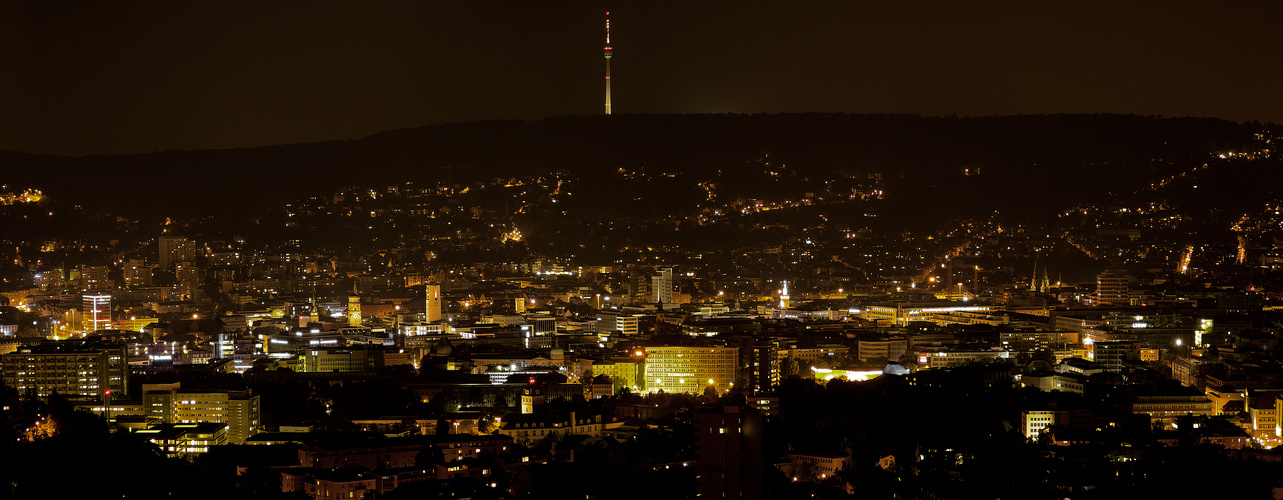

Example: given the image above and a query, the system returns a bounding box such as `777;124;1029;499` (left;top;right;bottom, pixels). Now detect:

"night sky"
2;1;1278;156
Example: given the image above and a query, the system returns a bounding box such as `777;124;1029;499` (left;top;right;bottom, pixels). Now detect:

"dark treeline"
0;113;1258;220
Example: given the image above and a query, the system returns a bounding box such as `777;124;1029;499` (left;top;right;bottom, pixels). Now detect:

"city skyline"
2;3;1283;499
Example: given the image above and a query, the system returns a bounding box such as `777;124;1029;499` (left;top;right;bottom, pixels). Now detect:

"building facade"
1;341;128;398
643;345;738;394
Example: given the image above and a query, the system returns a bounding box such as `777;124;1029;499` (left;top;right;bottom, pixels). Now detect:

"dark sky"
2;1;1278;156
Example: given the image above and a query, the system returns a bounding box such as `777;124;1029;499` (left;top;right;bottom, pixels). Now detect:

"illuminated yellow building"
427;284;442;321
810;367;883;382
864;301;1002;327
642;345;737;394
138;422;227;460
591;357;646;392
348;289;362;327
142;382;261;444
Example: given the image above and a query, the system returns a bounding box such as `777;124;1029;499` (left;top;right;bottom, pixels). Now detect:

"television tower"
603;12;612;115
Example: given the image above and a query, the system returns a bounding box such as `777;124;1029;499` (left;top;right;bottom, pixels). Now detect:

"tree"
14;324;41;338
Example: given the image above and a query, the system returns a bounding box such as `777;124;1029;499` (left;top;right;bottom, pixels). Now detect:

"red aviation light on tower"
603;13;612;52
603;11;613;115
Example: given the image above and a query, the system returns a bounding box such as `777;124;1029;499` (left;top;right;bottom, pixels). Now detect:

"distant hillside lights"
0;188;44;205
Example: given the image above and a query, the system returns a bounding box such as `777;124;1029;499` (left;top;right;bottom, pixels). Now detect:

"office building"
652;267;673;304
747;341;778;395
2;340;128;398
643;345;737;394
143;382;261;444
1096;270;1130;306
82;292;112;332
138;422;228;460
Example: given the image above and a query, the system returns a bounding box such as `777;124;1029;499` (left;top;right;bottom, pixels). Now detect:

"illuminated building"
999;329;1079;352
1132;391;1214;427
1092;340;1136;372
777;450;852;482
642;345;737;394
497;410;605;444
81;292;112;332
598;311;641;336
747;340;778;395
779;343;846;365
603;12;612;115
652;267;673;304
138;422;228;460
1021;410;1058;439
521;386;544;414
2;340;128;398
590;358;646;392
628;269;653;304
917;347;1010;369
695;403;762;500
1218;291;1265;314
810;367;885;382
1247;390;1283;439
857;338;907;363
158;235;194;270
300;347;377;373
142;382;261;444
426;284;442;322
175;262;201;293
265;328;343;354
864;301;1002;327
348;287;362;327
748;395;780;417
429;434;514;462
78;265;111;291
1017;371;1086;394
1095;270;1130;306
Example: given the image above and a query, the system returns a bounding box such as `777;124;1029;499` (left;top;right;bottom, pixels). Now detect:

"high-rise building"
79;265;112;291
629;269;653;305
643;345;737;394
142;382;261;444
695;402;763;500
158;236;194;270
747;340;778;395
1096;270;1130;306
2;340;128;398
175;263;201;288
123;259;151;287
426;284;442;322
1092;340;1136;372
598;311;641;336
652;267;673;304
82;292;112;332
603;12;612;115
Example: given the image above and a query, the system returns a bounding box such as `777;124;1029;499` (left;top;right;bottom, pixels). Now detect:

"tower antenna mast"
603;12;612;115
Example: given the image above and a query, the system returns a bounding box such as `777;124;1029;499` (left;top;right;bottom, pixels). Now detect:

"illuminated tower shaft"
603;12;612;115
